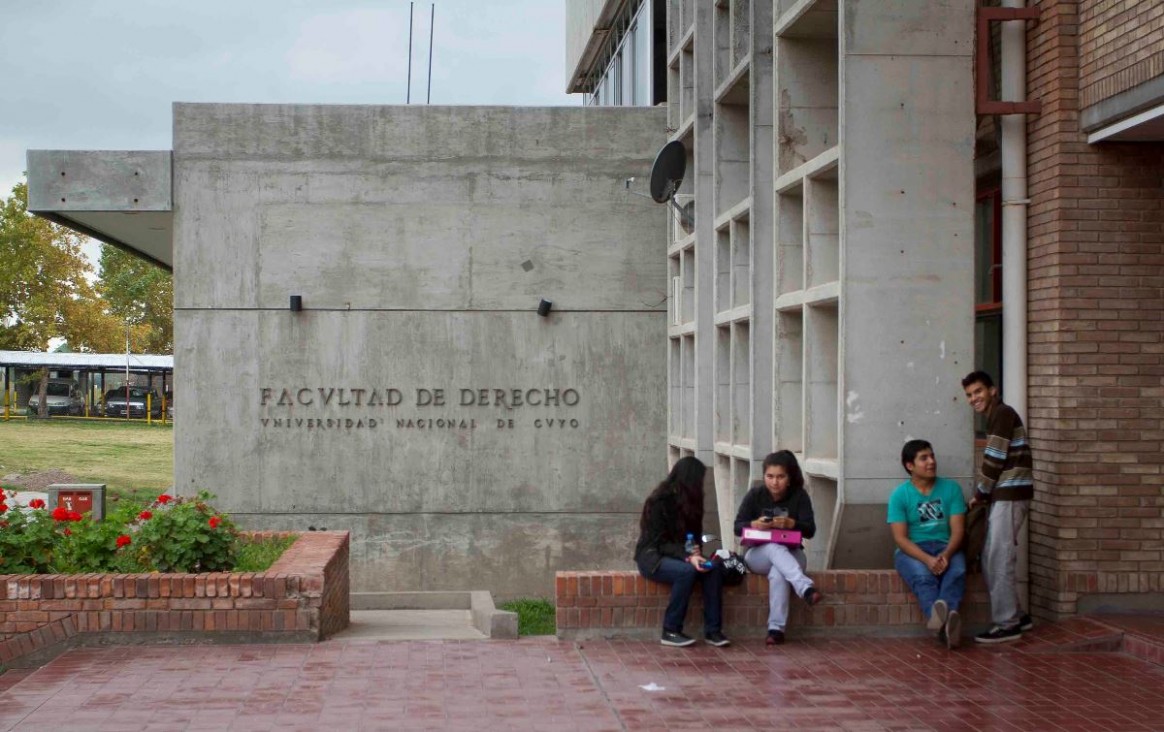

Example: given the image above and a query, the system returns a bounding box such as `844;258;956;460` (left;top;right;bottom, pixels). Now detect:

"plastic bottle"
685;533;696;555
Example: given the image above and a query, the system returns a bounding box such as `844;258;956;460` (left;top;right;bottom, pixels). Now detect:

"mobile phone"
762;508;776;520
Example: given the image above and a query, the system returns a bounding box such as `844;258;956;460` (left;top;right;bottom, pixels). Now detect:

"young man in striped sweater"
963;371;1035;644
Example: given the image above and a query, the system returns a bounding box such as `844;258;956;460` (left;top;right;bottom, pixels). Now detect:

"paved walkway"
0;617;1161;731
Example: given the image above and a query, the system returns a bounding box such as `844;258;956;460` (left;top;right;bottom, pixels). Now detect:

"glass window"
633;5;652;105
610;51;622;105
974;189;1003;435
622;27;636;105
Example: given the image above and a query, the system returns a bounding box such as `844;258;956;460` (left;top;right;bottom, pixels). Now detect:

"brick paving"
0;619;1162;731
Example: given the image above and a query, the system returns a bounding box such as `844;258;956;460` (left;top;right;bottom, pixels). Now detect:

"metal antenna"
406;2;414;103
426;4;435;104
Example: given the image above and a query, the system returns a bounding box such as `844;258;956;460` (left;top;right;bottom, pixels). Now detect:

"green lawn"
0;419;173;503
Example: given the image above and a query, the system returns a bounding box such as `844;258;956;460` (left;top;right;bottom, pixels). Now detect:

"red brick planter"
0;531;350;668
556;569;992;640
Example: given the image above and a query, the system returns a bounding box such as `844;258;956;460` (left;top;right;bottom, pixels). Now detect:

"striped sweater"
977;398;1034;502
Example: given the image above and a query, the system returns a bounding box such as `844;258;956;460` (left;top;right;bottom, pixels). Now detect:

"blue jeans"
637;556;724;634
894;541;966;619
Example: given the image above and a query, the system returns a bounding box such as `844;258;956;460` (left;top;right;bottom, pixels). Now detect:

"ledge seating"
556;568;991;640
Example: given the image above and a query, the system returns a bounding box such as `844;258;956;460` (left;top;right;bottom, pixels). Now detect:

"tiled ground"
0;620;1161;731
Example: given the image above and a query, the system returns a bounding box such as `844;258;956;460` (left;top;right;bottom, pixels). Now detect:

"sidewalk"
0;617;1160;731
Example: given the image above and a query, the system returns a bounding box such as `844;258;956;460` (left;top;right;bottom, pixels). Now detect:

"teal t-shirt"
886;477;967;545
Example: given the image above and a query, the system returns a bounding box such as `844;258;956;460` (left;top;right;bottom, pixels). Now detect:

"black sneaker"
765;629;785;646
974;625;1022;645
802;587;824;607
661;630;696;647
704;631;731;647
1019;614;1034;632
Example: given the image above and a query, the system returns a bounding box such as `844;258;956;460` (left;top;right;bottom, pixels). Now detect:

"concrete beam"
25;150;173;269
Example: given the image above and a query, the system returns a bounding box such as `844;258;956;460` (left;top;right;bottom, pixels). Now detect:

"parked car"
103;387;163;419
27;380;85;416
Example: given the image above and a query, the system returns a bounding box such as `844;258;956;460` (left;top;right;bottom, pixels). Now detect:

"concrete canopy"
25;150;173;269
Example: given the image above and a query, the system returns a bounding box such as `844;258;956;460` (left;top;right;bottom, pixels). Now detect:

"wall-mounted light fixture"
537;299;553;317
290;295;303;312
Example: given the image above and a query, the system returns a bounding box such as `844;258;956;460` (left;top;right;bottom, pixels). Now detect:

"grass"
499;598;556;636
0;419;172;503
234;534;298;572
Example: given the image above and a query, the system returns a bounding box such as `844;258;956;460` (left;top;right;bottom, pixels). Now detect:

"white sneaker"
945;610;962;649
927;599;949;632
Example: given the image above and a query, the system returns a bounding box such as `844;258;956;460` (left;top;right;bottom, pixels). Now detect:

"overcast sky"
1;0;578;196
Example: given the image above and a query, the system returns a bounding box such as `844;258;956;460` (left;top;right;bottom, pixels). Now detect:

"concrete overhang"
1082;74;1164;143
25;150;173;270
1087;102;1164;144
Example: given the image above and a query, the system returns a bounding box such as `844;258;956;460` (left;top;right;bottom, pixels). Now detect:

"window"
587;1;653;107
974;189;1002;433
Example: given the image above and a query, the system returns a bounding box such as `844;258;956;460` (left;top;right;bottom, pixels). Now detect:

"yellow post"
161;394;167;425
147;393;152;425
3;387;8;421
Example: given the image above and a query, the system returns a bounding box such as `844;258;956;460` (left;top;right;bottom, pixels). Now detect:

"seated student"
634;456;730;648
888;439;968;648
733;450;823;646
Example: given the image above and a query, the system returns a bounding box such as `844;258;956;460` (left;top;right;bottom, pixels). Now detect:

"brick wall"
1079;0;1164;109
0;531;350;668
555;570;991;639
1026;1;1164;618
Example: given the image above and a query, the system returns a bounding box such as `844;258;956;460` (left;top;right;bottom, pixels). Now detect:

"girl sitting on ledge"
733;450;824;646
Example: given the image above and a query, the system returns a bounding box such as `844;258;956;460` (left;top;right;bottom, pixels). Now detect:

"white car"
27;381;85;416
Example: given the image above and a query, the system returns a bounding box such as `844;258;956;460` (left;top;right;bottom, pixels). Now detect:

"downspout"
1000;0;1030;606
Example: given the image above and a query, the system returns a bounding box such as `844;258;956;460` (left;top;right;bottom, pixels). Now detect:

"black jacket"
732;483;817;547
634;491;698;574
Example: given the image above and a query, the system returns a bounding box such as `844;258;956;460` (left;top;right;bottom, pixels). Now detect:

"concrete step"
348;591;518;639
331;610;488;642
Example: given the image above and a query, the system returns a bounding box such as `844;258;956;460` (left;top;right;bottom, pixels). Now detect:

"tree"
97;245;173;354
0;182;121;353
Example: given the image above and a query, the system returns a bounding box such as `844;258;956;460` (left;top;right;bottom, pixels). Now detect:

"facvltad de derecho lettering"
259;386;581;409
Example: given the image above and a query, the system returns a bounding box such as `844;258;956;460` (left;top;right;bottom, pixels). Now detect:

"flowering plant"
0;490;239;574
129;491;237;572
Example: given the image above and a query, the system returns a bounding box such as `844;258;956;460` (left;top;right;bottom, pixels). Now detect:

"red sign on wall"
56;491;94;515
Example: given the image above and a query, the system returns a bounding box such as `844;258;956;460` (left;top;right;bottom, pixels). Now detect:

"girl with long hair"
733;450;823;645
633;456;730;647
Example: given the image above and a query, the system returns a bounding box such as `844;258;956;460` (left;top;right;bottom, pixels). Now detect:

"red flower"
0;521;8;528
156;494;173;504
208;516;221;529
63;528;72;536
28;498;45;510
0;503;7;514
67;510;83;522
116;535;132;548
138;510;153;521
52;507;70;521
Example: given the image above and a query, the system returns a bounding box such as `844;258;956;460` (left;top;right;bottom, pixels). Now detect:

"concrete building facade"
29;104;670;598
572;0;979;570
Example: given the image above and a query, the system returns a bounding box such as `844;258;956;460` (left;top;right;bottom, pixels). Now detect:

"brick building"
1021;0;1163;616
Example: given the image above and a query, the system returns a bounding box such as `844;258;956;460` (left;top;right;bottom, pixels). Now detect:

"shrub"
0;490;258;574
129;491;238;573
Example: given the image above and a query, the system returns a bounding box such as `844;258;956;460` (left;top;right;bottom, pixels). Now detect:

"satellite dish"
649;141;687;203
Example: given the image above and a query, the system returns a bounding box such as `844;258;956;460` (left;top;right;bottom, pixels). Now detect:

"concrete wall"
833;0;977;568
173;103;668;598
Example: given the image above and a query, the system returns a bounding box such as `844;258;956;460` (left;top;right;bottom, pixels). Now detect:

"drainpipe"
1000;0;1030;607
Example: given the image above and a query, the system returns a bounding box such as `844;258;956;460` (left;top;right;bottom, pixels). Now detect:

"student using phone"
732;451;823;646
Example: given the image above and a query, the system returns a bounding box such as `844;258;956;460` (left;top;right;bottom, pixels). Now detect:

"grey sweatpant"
983;499;1030;628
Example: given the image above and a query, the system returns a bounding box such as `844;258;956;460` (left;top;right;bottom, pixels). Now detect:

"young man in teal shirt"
888;439;967;648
